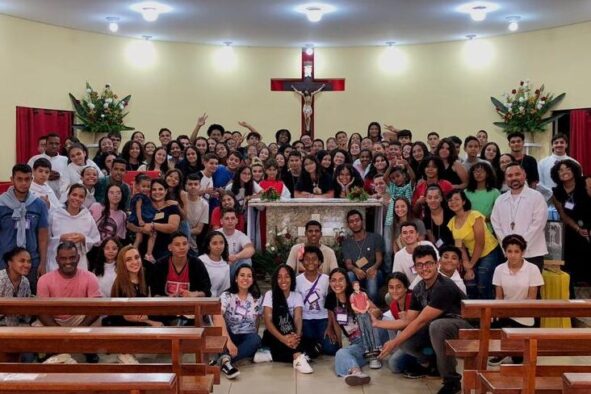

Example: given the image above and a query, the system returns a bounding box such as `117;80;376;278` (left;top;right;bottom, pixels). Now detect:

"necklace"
509;194;522;230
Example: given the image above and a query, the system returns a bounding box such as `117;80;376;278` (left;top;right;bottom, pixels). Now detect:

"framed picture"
544;221;564;260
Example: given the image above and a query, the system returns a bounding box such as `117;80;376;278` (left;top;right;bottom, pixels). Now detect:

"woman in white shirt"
88;237;121;298
199;231;230;298
225;166;262;208
59;143;103;197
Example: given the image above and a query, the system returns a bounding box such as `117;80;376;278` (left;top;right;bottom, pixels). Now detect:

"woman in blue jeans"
326;268;384;387
213;265;262;379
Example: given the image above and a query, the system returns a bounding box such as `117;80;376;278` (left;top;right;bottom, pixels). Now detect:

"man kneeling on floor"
378;245;469;394
35;241;102;363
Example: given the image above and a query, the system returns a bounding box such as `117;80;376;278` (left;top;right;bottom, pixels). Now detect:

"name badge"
336;313;348;324
435;238;444;248
564;201;575;210
154;212;165;220
307;292;319;304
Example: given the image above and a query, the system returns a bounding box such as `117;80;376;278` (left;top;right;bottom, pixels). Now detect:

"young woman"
47;184;101;272
213;265;263;379
402;144;412;161
316;150;334;177
131;131;146;145
120;140;145;171
328;268;382;386
331;149;350;168
480;142;503;188
0;247;32;326
412;157;454;214
60;143;103;196
367;122;382;143
258;147;270;163
177;145;203;180
210;191;245;231
364;153;388;194
259;160;289;198
89;184;127;241
465;162;500;229
143;142;157;165
423;184;455;247
199;231;230;298
102;153;118;177
267;143;279;157
447;190;503;299
349;143;361;162
498;153;516;192
88;237;121;298
391;197;426;253
164;169;187;211
274;153;287;178
435;138;468;190
348;133;362;149
333;164;364;198
326;137;337;151
353;149;372;180
409;142;430;180
139;146;169;176
93;136;115;170
215;143;230;166
226;166;262;208
295;155;334;198
80;166;99;208
262;264;313;374
166;140;183;168
251;162;265;183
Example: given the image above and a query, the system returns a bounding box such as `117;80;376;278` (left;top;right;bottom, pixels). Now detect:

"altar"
246;198;384;249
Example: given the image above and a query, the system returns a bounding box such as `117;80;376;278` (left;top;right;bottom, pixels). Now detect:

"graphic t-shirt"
165;259;190;296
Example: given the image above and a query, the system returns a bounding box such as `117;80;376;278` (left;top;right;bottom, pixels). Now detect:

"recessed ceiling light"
470;6;487;21
106;17;119;32
130;2;172;22
456;2;499;22
506;16;521;32
142;35;152;41
295;3;336;23
385;41;396;47
305;45;314;55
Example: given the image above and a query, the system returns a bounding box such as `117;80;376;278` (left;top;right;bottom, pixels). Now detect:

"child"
409;245;467;294
30;158;61;210
258;159;291;247
384;166;413;266
462;135;486;171
185;174;209;252
129;174;156;262
350;281;381;367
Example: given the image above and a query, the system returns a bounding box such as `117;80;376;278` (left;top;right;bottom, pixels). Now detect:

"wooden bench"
563;373;591;394
447;300;591;393
0;327;214;394
0;372;177;393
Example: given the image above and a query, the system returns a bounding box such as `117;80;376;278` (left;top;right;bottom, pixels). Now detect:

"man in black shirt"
282;151;303;197
507;131;539;188
378;245;469;394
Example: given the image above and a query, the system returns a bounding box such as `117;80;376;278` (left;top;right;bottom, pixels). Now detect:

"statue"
291;84;325;132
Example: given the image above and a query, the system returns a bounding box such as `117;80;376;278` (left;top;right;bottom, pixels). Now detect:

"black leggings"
262;330;303;363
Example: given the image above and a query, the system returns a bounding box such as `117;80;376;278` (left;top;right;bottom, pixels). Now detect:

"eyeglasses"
413;261;436;270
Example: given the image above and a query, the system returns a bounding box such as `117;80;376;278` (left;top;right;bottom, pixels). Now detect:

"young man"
311;139;324;156
149;232;212;298
37;136;47;155
410;245;467;294
27;133;68;198
220;208;255;279
286;220;339;275
107;131;122;155
476;130;488;148
30;158;61;210
296;245;339;357
342;210;384;302
335;131;348;150
397;129;413;145
0;164;49;291
379;245;470;394
282;151;303;197
393;222;438;284
491;163;548;271
158;128;173;147
206;124;225;142
462;135;487;171
538;133;579;189
185;174;209;252
427;132;440;154
200;153;219;202
300;135;313;153
177;135;191;151
94;158;131;209
507;131;539;188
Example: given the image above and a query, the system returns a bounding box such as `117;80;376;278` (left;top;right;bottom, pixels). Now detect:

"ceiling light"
386;41;396;47
142;35;152;41
295;3;336;23
305;45;314;55
130;2;172;22
470;6;487;21
106;17;119;33
506;16;521;32
142;7;158;21
465;34;477;40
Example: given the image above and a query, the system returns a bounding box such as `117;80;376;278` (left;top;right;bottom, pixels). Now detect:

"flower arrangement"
347;186;369;202
490;80;565;136
69;82;133;134
253;227;298;277
260;187;280;202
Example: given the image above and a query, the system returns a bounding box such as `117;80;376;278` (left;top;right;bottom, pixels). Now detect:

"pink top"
350;291;369;312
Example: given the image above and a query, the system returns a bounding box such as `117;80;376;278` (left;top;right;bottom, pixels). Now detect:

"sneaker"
403;363;438;379
344;371;371;386
253;349;273;363
117;354;139;364
43;353;76;364
221;360;240;379
437;381;461;394
293;354;313;374
84;353;100;363
488;356;511;366
368;358;382;369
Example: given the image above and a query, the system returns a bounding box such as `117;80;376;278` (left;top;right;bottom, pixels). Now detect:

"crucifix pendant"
510;222;515;230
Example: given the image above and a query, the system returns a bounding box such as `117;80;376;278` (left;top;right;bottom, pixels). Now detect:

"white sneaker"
344;371;371;386
293;354;313;374
43;354;77;364
117;354;140;364
253;349;273;363
368;358;382;369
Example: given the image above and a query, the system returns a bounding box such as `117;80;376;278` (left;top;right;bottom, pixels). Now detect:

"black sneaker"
403;363;438;379
221;361;240;379
437;381;461;394
84;353;99;363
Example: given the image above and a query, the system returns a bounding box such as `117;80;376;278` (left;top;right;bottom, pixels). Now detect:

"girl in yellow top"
447;190;504;299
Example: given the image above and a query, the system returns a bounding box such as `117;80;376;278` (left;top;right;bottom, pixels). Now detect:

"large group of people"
1;119;590;394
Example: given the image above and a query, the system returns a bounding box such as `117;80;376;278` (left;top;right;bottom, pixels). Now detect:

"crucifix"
271;48;345;138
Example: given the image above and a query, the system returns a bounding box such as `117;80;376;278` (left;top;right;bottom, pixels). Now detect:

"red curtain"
570;109;591;176
16;106;73;164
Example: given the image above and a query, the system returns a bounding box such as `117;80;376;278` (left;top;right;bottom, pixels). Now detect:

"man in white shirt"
27;133;68;198
393;222;438;284
286;220;339;275
491;163;548;271
538;133;580;190
200;153;218;202
220;208;255;279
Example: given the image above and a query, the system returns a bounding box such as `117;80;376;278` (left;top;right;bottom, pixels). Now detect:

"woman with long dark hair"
89;184;127;241
226;166;262;208
367;122;382;143
295;155;334;198
333;164;364;198
435;138;468;189
480;142;503;188
465;162;500;228
120;140;145;171
88;237;121;298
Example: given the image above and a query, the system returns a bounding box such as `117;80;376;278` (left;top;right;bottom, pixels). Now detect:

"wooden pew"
446;300;591;393
563;373;591;394
0;372;177;393
0;327;214;394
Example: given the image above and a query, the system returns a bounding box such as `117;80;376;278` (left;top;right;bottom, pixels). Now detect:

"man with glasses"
378;245;469;394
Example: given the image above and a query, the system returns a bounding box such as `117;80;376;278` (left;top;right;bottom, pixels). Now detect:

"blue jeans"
347;270;383;303
226;332;261;363
302;318;340;356
334;338;367;376
229;258;252;281
388;349;419;373
465;246;503;299
357;313;379;354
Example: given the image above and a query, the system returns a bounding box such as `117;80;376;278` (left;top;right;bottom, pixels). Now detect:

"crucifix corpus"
271;48;345;138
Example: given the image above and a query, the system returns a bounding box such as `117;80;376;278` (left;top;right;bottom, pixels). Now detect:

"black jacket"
147;255;212;297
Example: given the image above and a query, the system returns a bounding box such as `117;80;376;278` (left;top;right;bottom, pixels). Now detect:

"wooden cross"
271;48;345;138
